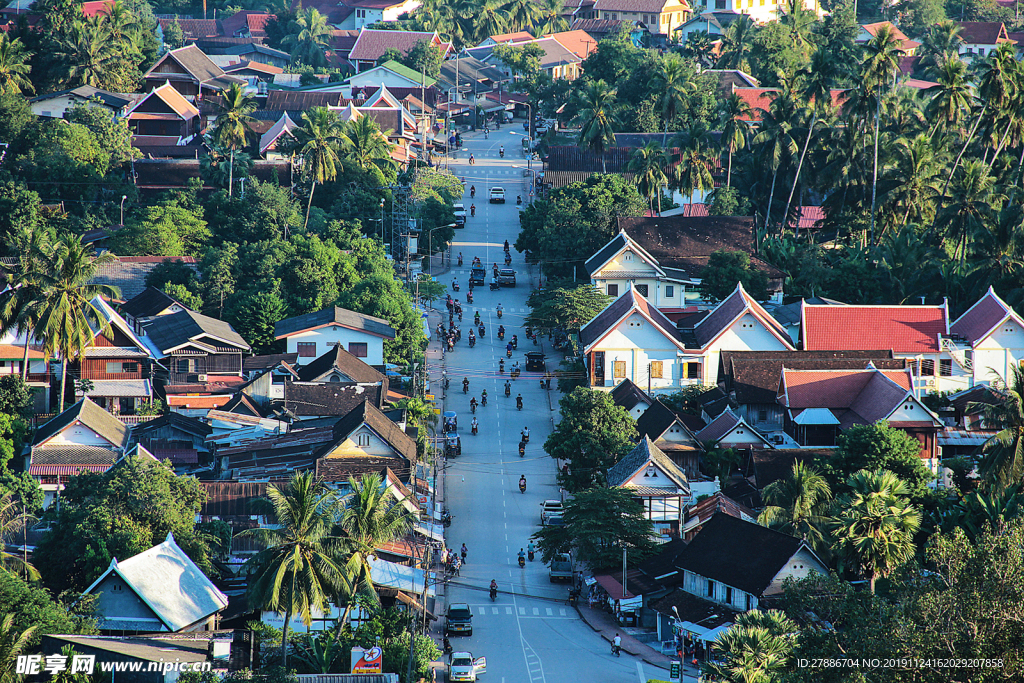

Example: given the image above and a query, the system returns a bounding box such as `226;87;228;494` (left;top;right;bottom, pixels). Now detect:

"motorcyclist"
499;358;505;372
458;252;463;266
452;278;459;290
516;394;523;410
462;377;469;393
471;417;478;433
470;204;476;216
518;548;526;561
470;397;478;410
505;381;511;397
512;334;518;349
474;311;481;325
489;579;498;598
499;146;504;157
517;195;522;205
504;239;510;251
506;343;513;357
496;303;503;317
522;426;530;442
520;475;526;489
528;541;535;557
481;389;488;405
498;324;505;337
469;154;475;164
470;185;476;198
493;263;499;277
443;635;452;653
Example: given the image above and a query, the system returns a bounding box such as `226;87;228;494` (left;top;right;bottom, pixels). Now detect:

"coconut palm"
925;59;972;137
861;23;904;244
33;235;119;413
0;613;36;683
0;34;33;95
573;80;619;173
628;142;668;215
533;0;568;35
918;20;963;79
291;107;347;232
656;53;691;147
719;93;752;188
503;0;540;33
935;159;1000;262
783;48;841;234
882;134;942;230
974;366;1024;491
752;87;800;235
284;8;332;68
682;30;714;69
0;227;51;381
342;115;395;186
212;83;257;151
702;610;798;683
55;17;119;88
474;0;510;43
336;472;413;617
241;472;347;669
758;461;832;553
0;495;38;581
673;147;715;206
828;469;921;594
716;14;754;72
98;0;142;48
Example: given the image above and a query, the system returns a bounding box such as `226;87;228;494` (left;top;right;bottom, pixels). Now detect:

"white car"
540;500;564;525
453;203;467;227
489;187;505;204
448;652;486;682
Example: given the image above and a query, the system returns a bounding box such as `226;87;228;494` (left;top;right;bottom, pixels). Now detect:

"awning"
594;573;637;600
414;521;444;542
367;556;435;597
678;621;734;642
792;408;839;425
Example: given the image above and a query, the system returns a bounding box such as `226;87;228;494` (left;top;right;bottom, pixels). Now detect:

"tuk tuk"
525;352;546;372
443;411;458;434
445;433;462;458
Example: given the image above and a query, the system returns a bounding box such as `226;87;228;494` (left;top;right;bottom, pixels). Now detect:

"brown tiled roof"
146;45;244;89
750;449;823;490
950;287;1018;344
780;367;916;429
694;410;741;443
545;145;634;172
610;378;650;412
348;29;439;62
955;21;1012;45
686;491;756;528
157;17;221;40
297;345;386;384
720;351;904;405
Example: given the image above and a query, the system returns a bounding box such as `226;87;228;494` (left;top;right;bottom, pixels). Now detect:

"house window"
940;359;953;376
725;586;733;604
635;284;649;297
356;433;370;447
608;284;619;297
745;594;752;610
176;359;190;374
356;8;365;17
665;285;674;298
106;362;123;374
297;342;316;357
650;361;663;378
758;409;768;422
613;360;627;378
921;359;935;375
349;342;368;358
624;252;633;261
123;362;139;374
706;579;714;598
687;363;701;379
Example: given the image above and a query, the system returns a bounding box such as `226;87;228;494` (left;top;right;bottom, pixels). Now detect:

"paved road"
437;124;658;683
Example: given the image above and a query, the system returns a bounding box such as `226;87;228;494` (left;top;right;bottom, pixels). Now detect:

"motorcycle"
519;442;525;457
469;336;476;348
452;282;460;292
443;637;453;655
499;148;505;158
611;643;621;657
489;282;500;291
505;255;512;266
528;549;535;561
511;336;518;350
474;314;481;326
497;308;503;318
470;401;477;414
517;196;522;205
541;378;546;390
490;586;497;601
499;360;505;373
498;328;505;340
517;398;523;411
462;380;469;394
467;291;474;304
457;254;463;266
481;393;488;406
518;555;525;568
470;187;476;198
506;348;512;358
519;480;526;494
521;431;530;444
505;384;511;397
478;324;485;337
471;423;478;435
441;509;452;527
469;155;475;165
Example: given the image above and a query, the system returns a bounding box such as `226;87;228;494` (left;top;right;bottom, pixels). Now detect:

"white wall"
703;312;791;384
683;570;757;610
973;323;1024;387
285;328;386;366
593;312;691;391
42;425;114;447
764;546;824;595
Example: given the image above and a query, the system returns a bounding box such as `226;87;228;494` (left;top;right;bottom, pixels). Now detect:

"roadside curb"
573;605;671;672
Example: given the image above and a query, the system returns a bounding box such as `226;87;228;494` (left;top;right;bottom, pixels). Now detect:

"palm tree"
778;0;815;50
342;115;395;186
291;107;346;232
919;20;963;79
943;42;1018;199
882;134;942;229
475;0;510;43
0;614;36;683
34;235;119;413
974;366;1024;491
628;142;668;215
703;610;797;683
533;0;568;35
241;472;346;669
573;80;619;173
758;461;832;553
719;93;752;188
0;34;33;95
0;495;38;581
0;227;51;381
935;159;999;263
682;30;714;69
656;54;690;147
716;14;754;72
783;48;841;234
828;469;921;594
98;0;142;48
503;0;540;33
925;59;972;137
337;472;413;618
284;8;332;68
752;87;800;235
212;83;257;152
56;18;119;88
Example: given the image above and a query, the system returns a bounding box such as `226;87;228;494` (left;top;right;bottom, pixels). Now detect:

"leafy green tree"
719;93;752;188
54;18;123;90
0;34;33;95
544;387;637;492
708;186;742;216
338;273;425;364
0;376;32;419
660;385;716;415
532;487;655;569
162;16;185;49
201;243;238;317
702;610;798;683
627;141;668;215
110;204;210;258
160;282;202;312
341;115;394;186
716;14;755;72
0;613;36;682
759;461;833;553
409;166;463;204
699;251;769;303
492;42;544;81
200;141;252;193
291;107;345;232
33;455;210;593
416;197;455;255
974;365;1024;491
574;79;619;173
828;469;921;593
0;494;37;580
284;8;332;68
525;284;611;340
241;473;346;669
0;572;95;650
279;234;343;314
816;422;933;500
404;40;444;78
228;283;287;354
144;257;198;290
533;0;567;34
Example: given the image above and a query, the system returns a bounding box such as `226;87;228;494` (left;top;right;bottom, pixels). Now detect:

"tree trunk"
303;181;317;233
20;340;30;382
764;167;779;237
726;143;733;188
869;573;877;595
663;117;669;148
601;152;607;174
942;104;987;200
785;112;816;238
58;356;67;414
990;116;1015;167
869;99;880;246
281;605;292;669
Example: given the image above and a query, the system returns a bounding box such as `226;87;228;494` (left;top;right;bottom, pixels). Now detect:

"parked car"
448;652;486;682
445;603;473;635
540;500;563;525
549;552;572;582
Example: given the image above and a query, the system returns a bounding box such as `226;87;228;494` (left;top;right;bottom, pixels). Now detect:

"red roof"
733;87;848;122
166;395;233;409
950;286;1016;343
802;304;947;353
221;10;273;37
955;21;1013;45
29;464;111;475
780;367;915;426
349;29;440;62
81;0;113;17
681;203;709;217
546;29;599;59
795;206;824;229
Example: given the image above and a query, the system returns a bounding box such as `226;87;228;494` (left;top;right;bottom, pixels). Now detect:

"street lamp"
512;165;538;204
379;198;386;254
425;223;457;276
119;195;127;226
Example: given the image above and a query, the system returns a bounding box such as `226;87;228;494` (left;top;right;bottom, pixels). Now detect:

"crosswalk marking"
506;606;513;614
492;607;499;614
532;607;539;615
478;607;486;615
546;608;553;616
559;608;566;616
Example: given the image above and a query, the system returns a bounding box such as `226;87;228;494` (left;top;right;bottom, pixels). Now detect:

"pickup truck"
497;268;516;287
540;500;563;525
453;203;467;227
549;552;573;583
448;652;486;682
489;187;505;204
445;603;473;636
